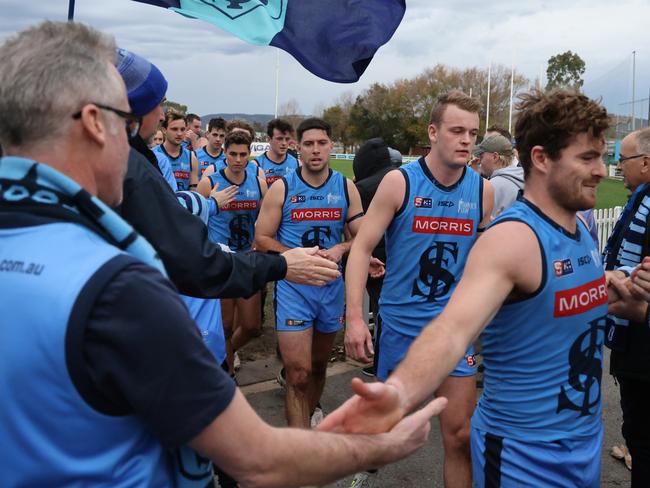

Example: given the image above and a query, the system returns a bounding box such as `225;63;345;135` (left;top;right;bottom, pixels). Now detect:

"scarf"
0;156;166;276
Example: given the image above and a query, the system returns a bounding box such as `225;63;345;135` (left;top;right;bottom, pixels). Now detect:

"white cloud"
1;0;648;117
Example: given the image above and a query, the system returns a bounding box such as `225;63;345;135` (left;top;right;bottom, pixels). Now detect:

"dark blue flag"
132;0;406;83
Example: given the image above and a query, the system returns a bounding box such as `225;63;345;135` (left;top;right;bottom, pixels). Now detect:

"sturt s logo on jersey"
557;316;606;417
412;216;473;236
411;242;458;302
301;226;331;248
228;215;252;249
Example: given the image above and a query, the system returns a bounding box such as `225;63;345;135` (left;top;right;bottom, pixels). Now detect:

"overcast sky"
2;0;649;119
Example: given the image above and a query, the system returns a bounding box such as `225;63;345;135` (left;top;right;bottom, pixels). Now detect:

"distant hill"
200;113;274;126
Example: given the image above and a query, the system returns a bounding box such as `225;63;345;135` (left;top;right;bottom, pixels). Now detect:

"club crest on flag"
199;0;285;21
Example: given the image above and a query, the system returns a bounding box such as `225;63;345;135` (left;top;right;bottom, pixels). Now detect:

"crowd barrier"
595;206;623;253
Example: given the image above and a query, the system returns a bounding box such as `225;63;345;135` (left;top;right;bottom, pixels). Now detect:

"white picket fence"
594;206;623;253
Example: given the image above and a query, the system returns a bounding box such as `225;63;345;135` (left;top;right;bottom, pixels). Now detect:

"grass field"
331;158;629;210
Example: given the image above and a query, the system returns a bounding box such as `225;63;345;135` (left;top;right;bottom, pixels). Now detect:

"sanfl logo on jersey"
553;258;574;277
414;197;432;208
290;195;306;203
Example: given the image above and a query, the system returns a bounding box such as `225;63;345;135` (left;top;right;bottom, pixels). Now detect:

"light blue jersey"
152;149;177;191
195;146;225;177
274;168;348;333
207;169;262;251
379;158;483;337
153;144;193;190
473;199;608;442
254;151;299;186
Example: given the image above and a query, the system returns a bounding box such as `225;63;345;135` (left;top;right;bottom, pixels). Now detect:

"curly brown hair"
429;90;481;125
515;89;609;178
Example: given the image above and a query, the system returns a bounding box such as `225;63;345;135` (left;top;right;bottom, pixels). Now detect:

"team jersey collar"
521;196;581;242
296;166;333;190
418;157;467;192
220;167;247;186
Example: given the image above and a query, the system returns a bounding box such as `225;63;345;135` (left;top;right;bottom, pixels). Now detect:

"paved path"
240;351;631;487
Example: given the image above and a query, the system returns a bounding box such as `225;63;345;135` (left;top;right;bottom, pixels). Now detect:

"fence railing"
595;206;623;253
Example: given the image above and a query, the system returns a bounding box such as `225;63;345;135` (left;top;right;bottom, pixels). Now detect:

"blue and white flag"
132;0;405;83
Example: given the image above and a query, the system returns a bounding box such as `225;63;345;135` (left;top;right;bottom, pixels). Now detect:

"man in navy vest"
0;20;448;488
323;89;611;488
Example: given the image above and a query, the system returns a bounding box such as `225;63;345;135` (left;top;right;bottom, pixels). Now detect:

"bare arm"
196;169;214;197
190;389;446;488
480;179;495;228
254;179;290;253
344;171;404;362
190;152;199;188
321;220;541;433
258;176;268;200
319;180;364;263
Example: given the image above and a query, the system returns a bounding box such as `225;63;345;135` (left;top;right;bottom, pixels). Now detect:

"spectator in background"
475;134;524;218
603;127;650;487
486;124;519;167
149;128;164;148
351;138;399;376
184;112;206;150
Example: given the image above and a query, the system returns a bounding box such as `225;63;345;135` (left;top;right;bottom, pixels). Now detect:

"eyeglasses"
73;103;141;138
618;153;647;165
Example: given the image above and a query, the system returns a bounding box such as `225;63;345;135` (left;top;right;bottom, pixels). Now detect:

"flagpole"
508;60;515;134
274;49;280;118
485;62;491;133
68;0;76;21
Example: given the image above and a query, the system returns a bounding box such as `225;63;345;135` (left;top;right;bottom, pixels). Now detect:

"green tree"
546;51;586;90
162;99;187;114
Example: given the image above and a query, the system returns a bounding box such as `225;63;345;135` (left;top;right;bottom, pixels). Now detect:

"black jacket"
353;138;396;263
116;136;286;299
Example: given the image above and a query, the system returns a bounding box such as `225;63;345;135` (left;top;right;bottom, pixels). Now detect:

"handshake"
606;257;650;322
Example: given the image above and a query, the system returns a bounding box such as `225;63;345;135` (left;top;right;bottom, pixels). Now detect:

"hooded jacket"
353;138;397;262
489;165;525;218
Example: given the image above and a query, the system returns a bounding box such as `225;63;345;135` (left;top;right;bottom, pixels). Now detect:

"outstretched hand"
210;182;238;208
318;377;446;435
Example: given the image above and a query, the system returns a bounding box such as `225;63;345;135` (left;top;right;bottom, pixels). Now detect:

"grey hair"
0;21;118;150
635;127;650;154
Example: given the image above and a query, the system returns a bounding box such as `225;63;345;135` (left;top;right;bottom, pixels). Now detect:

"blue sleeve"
74;261;236;448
